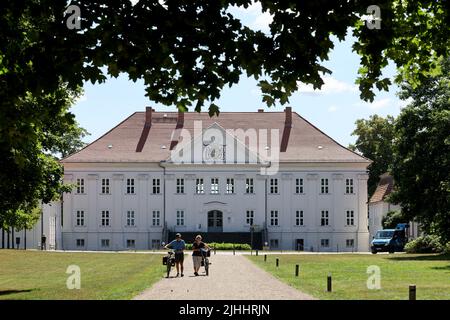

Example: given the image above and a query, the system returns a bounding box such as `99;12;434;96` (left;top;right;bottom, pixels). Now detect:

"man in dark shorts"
165;233;185;277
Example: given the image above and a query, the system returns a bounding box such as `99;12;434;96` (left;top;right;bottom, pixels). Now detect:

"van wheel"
371;251;377;254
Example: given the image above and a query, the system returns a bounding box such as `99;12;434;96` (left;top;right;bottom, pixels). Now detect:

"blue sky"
71;2;407;147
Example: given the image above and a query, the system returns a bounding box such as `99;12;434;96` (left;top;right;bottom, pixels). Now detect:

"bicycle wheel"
166;259;171;278
204;257;209;276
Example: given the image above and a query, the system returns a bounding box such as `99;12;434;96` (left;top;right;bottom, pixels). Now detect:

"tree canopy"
352;58;450;242
1;0;449;222
390;58;450;242
0;83;87;229
349;115;396;196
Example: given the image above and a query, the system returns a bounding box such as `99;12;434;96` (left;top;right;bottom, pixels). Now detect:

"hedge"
184;242;252;250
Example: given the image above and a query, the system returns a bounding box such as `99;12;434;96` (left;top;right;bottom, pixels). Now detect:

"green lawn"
0;250;164;300
247;253;450;300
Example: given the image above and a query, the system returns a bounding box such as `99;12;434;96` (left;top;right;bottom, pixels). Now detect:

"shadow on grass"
387;253;450;262
0;289;34;296
431;265;450;271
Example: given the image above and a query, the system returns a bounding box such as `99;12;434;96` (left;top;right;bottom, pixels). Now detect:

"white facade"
368;201;420;240
1;203;61;250
368;201;400;240
60;162;370;252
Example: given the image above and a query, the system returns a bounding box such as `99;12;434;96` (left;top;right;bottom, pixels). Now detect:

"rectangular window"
101;178;110;194
151;239;161;249
76;178;85;194
270;179;278;194
210;178;219;194
195;178;204;194
152;178;161;194
101;210;110;227
295;178;304;194
246;210;254;225
176;178;184;194
321;210;329;226
176;210;185;226
346;179;354;194
101;239;110;248
245;178;254;194
126;239;135;248
346;239;355;248
126;178;135;194
295;210;304;226
152;210;160;226
76;210;85;226
321;239;330;247
321;178;329;194
226;178;235;194
76;239;85;247
346;210;355;226
126;210;135;226
270;239;279;248
270;210;279;226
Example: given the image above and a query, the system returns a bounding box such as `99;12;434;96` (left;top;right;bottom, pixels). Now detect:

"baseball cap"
175;233;181;237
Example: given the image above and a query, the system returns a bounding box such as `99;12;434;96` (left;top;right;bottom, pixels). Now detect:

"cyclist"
192;235;210;276
164;233;185;277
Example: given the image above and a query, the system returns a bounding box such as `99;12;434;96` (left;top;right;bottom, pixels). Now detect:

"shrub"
444;242;450;254
184;242;251;250
404;235;444;253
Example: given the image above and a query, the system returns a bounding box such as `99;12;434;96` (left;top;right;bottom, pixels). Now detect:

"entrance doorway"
208;210;223;232
295;239;304;251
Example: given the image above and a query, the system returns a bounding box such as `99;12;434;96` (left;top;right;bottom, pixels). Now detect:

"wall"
60;162;369;251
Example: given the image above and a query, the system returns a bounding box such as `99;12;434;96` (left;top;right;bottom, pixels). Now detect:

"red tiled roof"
61;110;371;164
370;173;394;203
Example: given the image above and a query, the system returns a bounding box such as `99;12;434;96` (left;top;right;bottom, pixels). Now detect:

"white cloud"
328;105;338;112
252;11;273;32
227;1;273;33
230;1;263;14
398;97;413;109
353;98;392;110
297;76;357;95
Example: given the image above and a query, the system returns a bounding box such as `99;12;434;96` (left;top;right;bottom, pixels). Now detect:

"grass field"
247;253;450;300
0;250;164;300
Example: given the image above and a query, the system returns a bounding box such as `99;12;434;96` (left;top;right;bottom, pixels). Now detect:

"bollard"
409;285;416;300
264;254;267;262
233;245;235;255
256;250;258;256
214;246;216;255
327;273;332;292
295;265;299;277
276;258;279;267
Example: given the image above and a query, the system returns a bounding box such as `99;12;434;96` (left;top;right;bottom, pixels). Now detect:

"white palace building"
2;107;371;251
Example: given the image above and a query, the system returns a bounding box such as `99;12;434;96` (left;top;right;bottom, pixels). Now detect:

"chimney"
176;109;184;128
258;109;264;113
284;107;292;128
145;106;153;127
136;107;153;152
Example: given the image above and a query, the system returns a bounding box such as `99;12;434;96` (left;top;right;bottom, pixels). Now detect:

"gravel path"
133;254;315;300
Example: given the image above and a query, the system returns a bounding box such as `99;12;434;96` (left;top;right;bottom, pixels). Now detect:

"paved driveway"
134;254;315;300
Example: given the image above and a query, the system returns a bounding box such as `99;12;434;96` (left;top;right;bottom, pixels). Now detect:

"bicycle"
200;248;211;276
162;250;176;278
